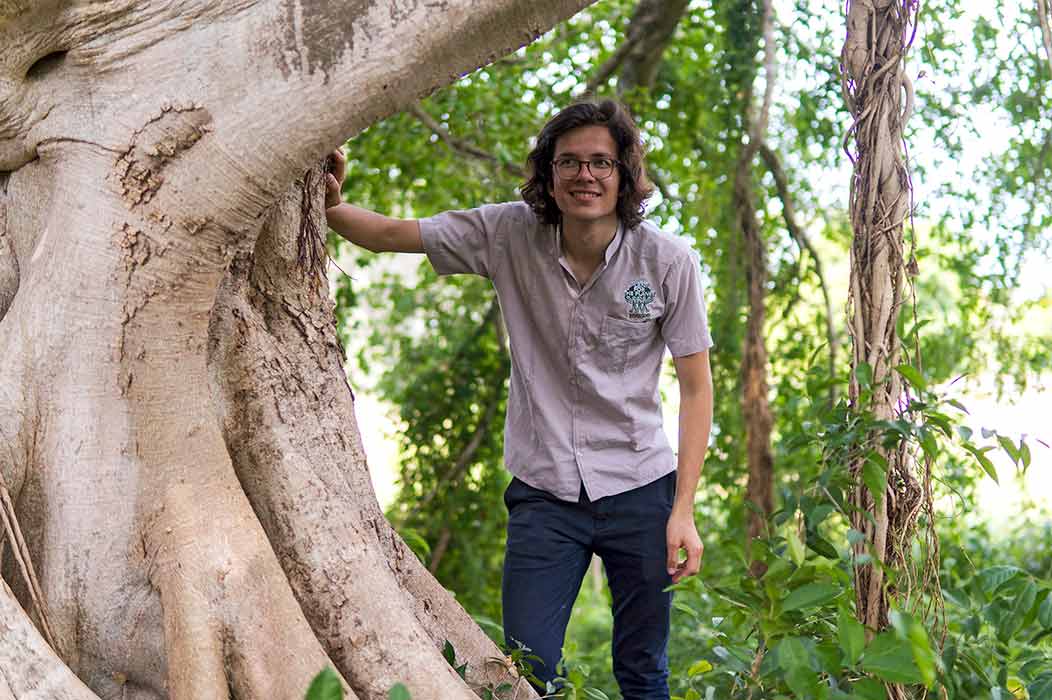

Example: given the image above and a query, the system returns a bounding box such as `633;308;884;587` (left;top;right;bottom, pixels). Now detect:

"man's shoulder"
478;200;538;226
624;218;698;267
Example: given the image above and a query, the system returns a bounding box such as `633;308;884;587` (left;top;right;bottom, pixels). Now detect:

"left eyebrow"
555;151;615;158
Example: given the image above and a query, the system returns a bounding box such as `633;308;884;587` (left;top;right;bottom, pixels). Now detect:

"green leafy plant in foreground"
664;360;1050;700
305;667;343;700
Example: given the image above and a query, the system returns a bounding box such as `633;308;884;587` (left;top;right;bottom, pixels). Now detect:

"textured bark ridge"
841;0;925;664
0;0;592;697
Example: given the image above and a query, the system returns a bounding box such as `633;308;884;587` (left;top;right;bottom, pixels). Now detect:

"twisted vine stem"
840;3;938;678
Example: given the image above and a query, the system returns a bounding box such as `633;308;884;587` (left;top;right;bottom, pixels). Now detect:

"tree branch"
408;104;526;179
1038;0;1052;77
579;32;643;97
759;142;839;393
745;0;777;160
404;305;504;522
615;0;691;93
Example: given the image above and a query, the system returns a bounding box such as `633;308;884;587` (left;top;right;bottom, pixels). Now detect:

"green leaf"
583;689;610;700
860;632;925;684
388;684;411;700
963;443;999;483
784;582;841;612
838;607;865;666
442;640;456;666
687;659;714;676
855;362;873;389
806;531;839;559
862;458;887;507
997;434;1020;465
776;636;812;672
998;579;1038;641
1029;673;1052;700
890;610;937;687
918;428;939;461
1039;590;1052;628
784;665;820;698
894;364;927;391
851;677;887;700
979;566;1024;596
305;668;344;700
787;528;806;566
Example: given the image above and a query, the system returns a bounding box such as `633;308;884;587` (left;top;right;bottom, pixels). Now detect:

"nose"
575;165;597;182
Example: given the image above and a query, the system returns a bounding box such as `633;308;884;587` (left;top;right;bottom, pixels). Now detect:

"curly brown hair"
520;100;653;229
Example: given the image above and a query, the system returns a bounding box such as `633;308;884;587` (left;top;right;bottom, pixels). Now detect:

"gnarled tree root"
209;170;537;700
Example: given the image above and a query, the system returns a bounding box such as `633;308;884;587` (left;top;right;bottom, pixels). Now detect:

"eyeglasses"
552;157;621;180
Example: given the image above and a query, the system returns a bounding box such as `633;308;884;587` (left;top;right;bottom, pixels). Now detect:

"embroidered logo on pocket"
624;279;655;320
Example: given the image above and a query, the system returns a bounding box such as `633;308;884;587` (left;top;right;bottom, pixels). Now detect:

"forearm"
325;202;422;253
673;388;712;517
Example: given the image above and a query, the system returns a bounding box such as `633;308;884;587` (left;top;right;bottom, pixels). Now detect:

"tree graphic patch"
624;279;655;320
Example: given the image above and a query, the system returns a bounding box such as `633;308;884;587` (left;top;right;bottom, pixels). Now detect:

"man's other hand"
325;149;346;209
666;510;703;584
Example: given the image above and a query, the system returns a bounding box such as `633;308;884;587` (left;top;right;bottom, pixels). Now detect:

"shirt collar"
554;219;624;264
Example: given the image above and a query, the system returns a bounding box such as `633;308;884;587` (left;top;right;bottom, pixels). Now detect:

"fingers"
667;538;703;584
325;173;339;193
330;148;346;182
684;540;703;578
666;540;679;577
325;173;342;209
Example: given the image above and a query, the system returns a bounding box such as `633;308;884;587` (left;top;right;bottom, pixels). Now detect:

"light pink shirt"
420;201;712;501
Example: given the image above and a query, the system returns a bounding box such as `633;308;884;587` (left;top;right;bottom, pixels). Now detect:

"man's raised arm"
324;150;424;254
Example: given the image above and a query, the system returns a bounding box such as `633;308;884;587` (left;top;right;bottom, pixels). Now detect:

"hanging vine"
840;0;937;667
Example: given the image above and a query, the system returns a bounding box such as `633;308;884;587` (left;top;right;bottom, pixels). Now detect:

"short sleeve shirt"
420;201;713;502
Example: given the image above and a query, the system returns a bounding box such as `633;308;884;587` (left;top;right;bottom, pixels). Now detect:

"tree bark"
0;1;592;697
732;0;777;575
841;0;923;651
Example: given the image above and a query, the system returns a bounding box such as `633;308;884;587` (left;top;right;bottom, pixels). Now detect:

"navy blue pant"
502;473;675;700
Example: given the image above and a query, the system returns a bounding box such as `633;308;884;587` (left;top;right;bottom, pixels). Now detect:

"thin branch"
403;304;504;522
615;0;690;93
648;166;675;205
579;32;644;97
745;0;777;160
428;527;452;574
0;466;58;654
408;104;525;179
759;142;839;392
1039;0;1052;77
406;390;501;523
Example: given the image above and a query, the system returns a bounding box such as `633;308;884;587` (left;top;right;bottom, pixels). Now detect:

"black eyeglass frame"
551;157;623;181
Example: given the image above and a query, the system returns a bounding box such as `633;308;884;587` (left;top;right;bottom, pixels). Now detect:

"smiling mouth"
570;191;600;200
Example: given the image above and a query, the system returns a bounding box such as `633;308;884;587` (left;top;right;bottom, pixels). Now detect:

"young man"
325;100;713;700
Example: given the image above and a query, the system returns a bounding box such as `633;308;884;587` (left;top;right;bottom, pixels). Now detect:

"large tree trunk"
0;1;592;698
841;0;923;656
731;0;777;574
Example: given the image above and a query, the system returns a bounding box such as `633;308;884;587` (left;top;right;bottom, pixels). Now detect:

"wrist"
670;502;694;520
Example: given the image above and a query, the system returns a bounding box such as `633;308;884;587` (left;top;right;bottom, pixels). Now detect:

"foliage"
329;0;1052;697
305;667;343;700
657;363;1051;700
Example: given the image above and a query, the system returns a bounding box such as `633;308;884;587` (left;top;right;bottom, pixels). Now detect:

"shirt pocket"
600;315;656;374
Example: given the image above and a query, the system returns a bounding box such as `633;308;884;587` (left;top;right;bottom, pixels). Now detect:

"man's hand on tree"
666;509;703;584
325;149;346;210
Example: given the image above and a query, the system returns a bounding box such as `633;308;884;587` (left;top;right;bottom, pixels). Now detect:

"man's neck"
560;215;619;265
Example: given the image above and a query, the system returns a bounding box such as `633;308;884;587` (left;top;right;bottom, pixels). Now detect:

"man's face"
548;125;621;228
